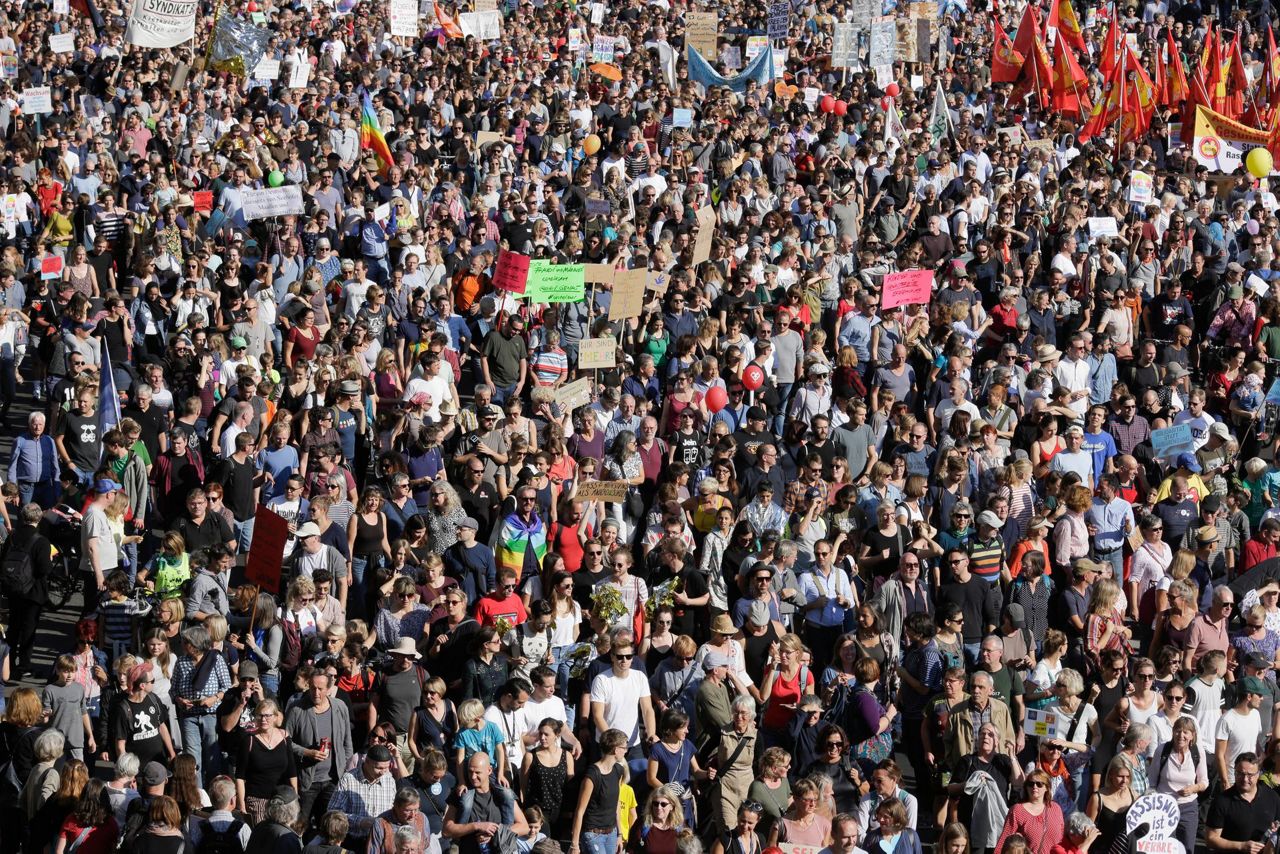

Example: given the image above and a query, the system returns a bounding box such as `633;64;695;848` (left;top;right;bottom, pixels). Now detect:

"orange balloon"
583;134;601;155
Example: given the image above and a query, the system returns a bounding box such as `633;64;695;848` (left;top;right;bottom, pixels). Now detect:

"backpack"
0;538;34;597
196;818;246;854
1154;740;1201;785
119;794;153;850
278;619;303;671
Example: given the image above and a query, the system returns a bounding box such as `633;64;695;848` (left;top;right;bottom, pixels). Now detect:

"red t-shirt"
474;592;528;627
762;666;815;731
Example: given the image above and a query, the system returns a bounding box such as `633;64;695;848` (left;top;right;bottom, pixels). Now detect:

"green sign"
524;261;586;303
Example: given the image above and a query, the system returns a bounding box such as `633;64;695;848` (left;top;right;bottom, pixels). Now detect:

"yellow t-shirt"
618;783;638;842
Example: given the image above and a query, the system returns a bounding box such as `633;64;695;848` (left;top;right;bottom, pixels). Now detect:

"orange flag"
1048;0;1085;53
1080;45;1155;147
435;5;463;38
991;16;1025;83
1224;33;1250;119
1267;23;1280;107
1051;36;1091;116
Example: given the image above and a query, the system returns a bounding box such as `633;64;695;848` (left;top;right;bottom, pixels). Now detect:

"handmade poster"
880;270;934;309
868;18;895;67
49;33;75;52
389;0;419;37
577;480;629;502
579;338;617;369
493;250;530;294
254;57;281;79
241;185;305;220
832;23;857;67
1128;170;1154;204
1022;708;1062;739
193;191;214;212
609;269;647;320
583;263;616;284
555;377;593;411
686;12;718;56
1088;216;1120;237
525;262;586;303
1150;424;1194;461
125;0;198;47
21;87;52;114
767;1;788;39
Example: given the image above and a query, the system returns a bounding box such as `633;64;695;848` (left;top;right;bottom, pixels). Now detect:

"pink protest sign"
881;270;934;310
494;250;530;294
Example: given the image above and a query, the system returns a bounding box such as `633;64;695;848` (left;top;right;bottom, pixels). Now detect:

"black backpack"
0;538;33;597
1154;739;1201;785
119;794;154;850
196;818;246;854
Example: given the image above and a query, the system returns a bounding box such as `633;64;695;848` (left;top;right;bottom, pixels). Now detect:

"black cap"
746;405;768;421
366;745;394;763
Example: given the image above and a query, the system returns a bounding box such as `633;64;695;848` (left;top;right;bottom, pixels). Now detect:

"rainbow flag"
360;92;394;177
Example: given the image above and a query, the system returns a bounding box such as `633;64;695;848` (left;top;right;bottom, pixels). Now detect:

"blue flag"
687;44;775;94
100;342;120;436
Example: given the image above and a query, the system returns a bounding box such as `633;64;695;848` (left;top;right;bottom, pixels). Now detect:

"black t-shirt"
59;409;102;473
1155;498;1199;545
109;694;168;765
123;405;168;462
448;787;503;854
583;764;623;829
953;753;1013;824
236;734;299;799
217;456;258;522
376;665;424;734
459;483;499;543
1207;784;1280;843
425;618;480;687
172;512;234;553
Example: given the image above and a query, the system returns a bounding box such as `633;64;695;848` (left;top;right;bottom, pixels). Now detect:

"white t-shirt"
524;695;569;735
1187;676;1225;755
484;703;533;768
1215;707;1263;785
589;669;651;746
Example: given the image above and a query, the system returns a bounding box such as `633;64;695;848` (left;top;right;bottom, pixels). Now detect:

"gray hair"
209;776;236;810
181;625;212;653
1056;668;1084;697
134;383;153;398
970;671;994;689
777;541;799;560
267;794;300;827
394;826;423;851
114;752;140;780
982;635;1004;651
19;502;43;526
33;728;65;762
1066;812;1096;838
27;411;45;427
1122;723;1152;750
731;694;757;715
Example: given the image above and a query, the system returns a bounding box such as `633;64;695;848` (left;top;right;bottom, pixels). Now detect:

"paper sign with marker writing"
1088;217;1119;237
21;87;52;115
49;33;75;52
1150;424;1194;461
768;1;788;39
243;186;305;220
648;270;670;295
255;58;281;79
592;35;616;63
672;108;693;128
40;256;64;280
832;23;857;67
746;36;768;60
590;2;604;23
585;197;612;216
555;377;593;412
493;250;530;294
609;269;647;320
525;262;586;303
389;0;419;37
579;338;617;369
53;0;69;13
881;270;934;309
288;60;310;89
778;844;821;854
577;480;629;502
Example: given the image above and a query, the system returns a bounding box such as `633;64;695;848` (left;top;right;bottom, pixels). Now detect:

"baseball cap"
1243;676;1268;695
1176;452;1202;473
93;478;124;494
1211;422;1231;439
229;336;248;349
459;517;480;530
140;762;170;786
239;660;260;679
366;745;394;763
746;406;768;421
977;510;1002;529
703;651;733;672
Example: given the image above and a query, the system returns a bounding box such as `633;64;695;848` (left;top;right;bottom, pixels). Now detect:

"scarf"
1038;756;1074;800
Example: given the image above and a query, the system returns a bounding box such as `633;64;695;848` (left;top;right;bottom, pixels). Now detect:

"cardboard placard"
691;204;716;265
583;263;616;285
868;18;895;67
881;269;934;309
555;376;593;412
476;130;503;148
647;270;670;295
494;249;530;294
1150;424;1194;461
1088;216;1120;237
579;338;617;369
686;11;718;56
244;505;289;594
609;268;647;321
193;190;214;213
576;480;630;502
49;33;75;53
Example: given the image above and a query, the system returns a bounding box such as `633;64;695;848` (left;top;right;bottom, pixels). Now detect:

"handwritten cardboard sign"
1150;424;1194;461
686;11;718;56
609;268;647;321
583;264;616;285
578;338;616;369
193;190;213;213
576;480;630;502
555;376;593;412
881;269;934;309
691;205;716;265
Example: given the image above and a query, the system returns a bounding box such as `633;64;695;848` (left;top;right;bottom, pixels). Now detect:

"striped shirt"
966;536;1005;584
530;346;568;386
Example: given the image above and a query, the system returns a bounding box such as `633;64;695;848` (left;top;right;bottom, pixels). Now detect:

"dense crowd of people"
5;0;1280;853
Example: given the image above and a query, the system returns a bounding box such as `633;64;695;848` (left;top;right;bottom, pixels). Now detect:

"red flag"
1267;23;1280;107
1010;1;1053;108
991;16;1025;83
1224;33;1250;119
1166;29;1191;107
1099;12;1120;78
1047;0;1085;53
1204;27;1228;114
1080;45;1155;147
1051;36;1091;116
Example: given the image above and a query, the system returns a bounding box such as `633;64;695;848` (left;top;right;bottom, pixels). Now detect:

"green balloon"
267;170;284;188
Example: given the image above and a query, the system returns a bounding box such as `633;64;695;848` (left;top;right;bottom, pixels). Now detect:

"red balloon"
743;364;765;391
881;96;891;111
706;386;728;414
834;99;848;116
820;95;836;114
246;0;258;9
885;82;901;97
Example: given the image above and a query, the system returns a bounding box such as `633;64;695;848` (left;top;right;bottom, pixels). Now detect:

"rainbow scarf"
360;92;394;177
496;513;547;581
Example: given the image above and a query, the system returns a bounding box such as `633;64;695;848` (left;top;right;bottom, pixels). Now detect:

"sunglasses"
613;653;634;661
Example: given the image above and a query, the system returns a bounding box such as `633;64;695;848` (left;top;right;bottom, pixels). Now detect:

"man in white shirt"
1173;389;1217;451
523;666;583;757
1216;677;1266;785
855;761;919;833
484;678;534;773
1054;335;1092;417
1052;427;1096;488
589;639;657;757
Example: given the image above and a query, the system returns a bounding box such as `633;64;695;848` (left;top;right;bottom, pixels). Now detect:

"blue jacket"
7;432;59;484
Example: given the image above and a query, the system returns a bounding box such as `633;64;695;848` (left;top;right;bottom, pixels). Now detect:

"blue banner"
687;43;775;94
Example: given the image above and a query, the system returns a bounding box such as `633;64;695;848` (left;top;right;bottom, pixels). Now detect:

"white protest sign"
242;185;305;220
1125;793;1181;841
458;10;500;39
590;1;604;23
125;0;198;47
53;0;69;13
21;87;52;115
288;60;310;88
592;35;616;63
1022;708;1062;739
746;35;768;60
254;58;281;80
832;23;858;67
868;18;895;67
1088;216;1120;237
672;108;692;128
1128;170;1154;204
49;33;75;52
388;0;418;37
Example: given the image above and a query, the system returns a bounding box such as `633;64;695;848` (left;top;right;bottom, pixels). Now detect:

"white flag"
929;80;953;141
125;0;197;47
